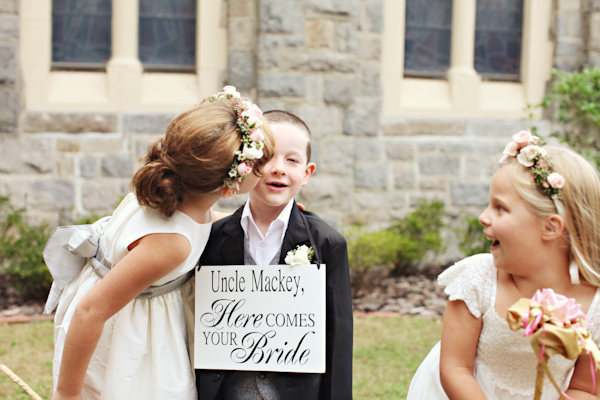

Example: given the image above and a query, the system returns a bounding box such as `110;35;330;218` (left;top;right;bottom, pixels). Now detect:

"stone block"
297;175;338;209
258;35;281;69
0;44;17;84
439;141;477;154
82;138;126;155
80;157;97;178
451;181;490;206
554;59;577;72
306;0;359;17
393;164;416;189
337;22;357;53
320;140;354;175
354;164;388;189
342;98;381;136
360;65;381;96
419;178;447;191
324;77;356;106
0;136;53;174
258;73;306;97
365;2;383;33
24;112;119;134
0;0;18;13
419;156;460;175
101;155;134;178
311;140;320;166
228;18;255;50
307;20;334;49
285;37;304;47
0;87;18;133
260;0;304;33
0;14;18;40
57;138;81;153
409;194;446;208
297;104;341;138
590;14;600;52
123;113;175;134
555;39;581;58
5;179;75;210
228;51;255;91
289;52;358;73
82;181;128;211
464;156;499;178
466;119;536;137
354;139;383;161
228;0;253;18
354;192;405;210
591;0;600;11
384;140;415;161
557;0;581;11
57;157;75;179
418;141;437;152
382;117;467;136
358;36;381;60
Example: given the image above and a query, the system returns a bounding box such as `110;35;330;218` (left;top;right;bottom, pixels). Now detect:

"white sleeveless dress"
53;193;211;400
407;253;600;400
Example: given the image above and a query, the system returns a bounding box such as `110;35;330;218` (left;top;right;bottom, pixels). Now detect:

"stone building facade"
2;0;600;256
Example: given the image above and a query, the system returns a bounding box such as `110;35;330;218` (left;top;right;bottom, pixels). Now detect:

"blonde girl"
408;131;600;399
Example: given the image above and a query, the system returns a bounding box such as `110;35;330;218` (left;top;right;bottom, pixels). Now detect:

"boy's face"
249;122;315;211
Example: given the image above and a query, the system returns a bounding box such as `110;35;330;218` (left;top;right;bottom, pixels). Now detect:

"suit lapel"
279;202;311;264
218;206;245;265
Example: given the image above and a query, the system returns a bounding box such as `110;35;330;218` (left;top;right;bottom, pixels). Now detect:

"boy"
196;111;353;400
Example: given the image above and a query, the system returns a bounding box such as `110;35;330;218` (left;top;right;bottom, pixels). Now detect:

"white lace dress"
53;193;211;400
407;253;600;400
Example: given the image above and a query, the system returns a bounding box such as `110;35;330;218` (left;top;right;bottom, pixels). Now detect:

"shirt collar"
241;199;295;242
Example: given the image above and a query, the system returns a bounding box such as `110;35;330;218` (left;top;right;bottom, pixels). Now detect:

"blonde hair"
502;146;600;287
131;101;274;217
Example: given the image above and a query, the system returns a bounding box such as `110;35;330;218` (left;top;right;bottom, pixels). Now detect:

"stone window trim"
381;0;554;119
20;0;227;112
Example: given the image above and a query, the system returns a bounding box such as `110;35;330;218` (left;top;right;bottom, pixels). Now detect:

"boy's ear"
541;214;566;241
302;162;316;186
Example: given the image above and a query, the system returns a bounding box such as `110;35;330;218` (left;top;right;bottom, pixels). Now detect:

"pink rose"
237;162;253;177
503;141;519;157
242;104;264;128
249;128;265;143
531;288;586;324
512;130;533;148
547;172;565;189
222;85;240;98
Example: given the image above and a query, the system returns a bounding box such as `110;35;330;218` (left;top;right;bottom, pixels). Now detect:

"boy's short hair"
263;110;312;163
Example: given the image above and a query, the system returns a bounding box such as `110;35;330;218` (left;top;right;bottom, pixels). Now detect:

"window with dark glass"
52;0;112;68
138;0;197;71
474;0;523;80
404;0;452;77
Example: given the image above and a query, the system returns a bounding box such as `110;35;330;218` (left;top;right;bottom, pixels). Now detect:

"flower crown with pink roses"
204;86;266;189
500;130;565;199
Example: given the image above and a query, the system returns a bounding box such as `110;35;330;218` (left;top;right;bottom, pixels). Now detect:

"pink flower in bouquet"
530;288;587;328
512;130;533;148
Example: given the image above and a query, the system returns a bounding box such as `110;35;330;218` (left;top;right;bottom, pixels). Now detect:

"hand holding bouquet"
507;288;600;400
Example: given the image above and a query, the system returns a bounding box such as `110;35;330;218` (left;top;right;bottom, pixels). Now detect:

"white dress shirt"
240;199;294;265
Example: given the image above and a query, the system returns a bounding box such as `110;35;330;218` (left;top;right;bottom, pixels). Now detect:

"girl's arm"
439;299;487;399
565;353;600;399
51;233;191;400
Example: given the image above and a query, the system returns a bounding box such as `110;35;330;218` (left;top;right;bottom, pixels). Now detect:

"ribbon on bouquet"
507;290;600;400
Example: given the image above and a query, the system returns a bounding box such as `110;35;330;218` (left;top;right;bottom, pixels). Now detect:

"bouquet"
507;288;600;400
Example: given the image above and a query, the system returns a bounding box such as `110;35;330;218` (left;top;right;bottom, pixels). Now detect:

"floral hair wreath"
499;130;565;200
203;85;266;190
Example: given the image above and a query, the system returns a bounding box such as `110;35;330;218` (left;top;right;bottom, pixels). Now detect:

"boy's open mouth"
268;182;287;188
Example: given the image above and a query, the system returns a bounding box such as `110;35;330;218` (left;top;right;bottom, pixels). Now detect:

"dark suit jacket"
195;202;353;400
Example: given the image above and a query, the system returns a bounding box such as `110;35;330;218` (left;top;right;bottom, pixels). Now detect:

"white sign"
194;264;326;373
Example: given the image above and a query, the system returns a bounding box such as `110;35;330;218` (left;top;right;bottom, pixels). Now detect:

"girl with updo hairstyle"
49;87;272;400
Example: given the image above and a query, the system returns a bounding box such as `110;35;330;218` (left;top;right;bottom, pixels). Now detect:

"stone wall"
0;0;585;262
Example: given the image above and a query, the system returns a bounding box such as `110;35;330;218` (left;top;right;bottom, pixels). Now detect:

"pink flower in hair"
249;128;265;143
547;172;565;189
512;130;533;148
503;141;519;157
237;162;253;177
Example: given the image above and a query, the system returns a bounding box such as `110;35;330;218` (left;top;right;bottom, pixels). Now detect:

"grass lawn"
0;316;442;399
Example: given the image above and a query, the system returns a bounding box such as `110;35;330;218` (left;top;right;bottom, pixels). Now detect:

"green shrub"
539;67;600;167
0;196;53;300
457;216;489;257
347;199;446;280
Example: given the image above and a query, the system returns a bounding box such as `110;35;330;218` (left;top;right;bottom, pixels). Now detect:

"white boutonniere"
285;245;314;265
